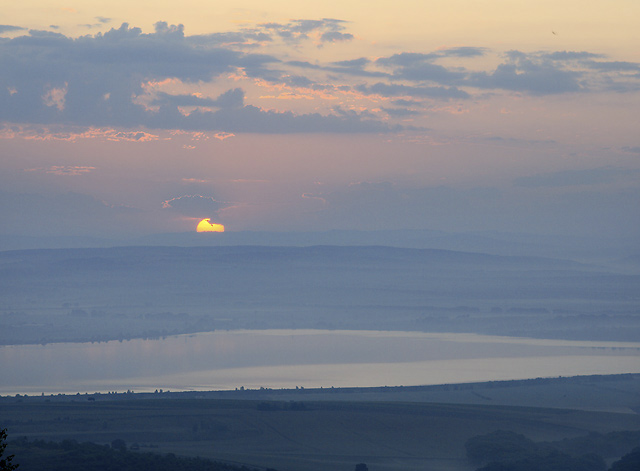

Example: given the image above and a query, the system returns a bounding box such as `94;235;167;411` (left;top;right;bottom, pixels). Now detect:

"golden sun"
196;218;225;232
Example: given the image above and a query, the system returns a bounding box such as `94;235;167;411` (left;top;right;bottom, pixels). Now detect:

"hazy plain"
1;244;638;347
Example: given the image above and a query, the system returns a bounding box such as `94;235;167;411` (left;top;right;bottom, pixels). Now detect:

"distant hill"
1;245;638;344
1;229;637;262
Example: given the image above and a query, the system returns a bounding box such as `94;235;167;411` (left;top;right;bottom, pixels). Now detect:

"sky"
1;0;640;239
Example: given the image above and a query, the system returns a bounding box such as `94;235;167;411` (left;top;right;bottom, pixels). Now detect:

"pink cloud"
214;132;235;140
42;84;68;111
1;125;162;142
24;166;96;176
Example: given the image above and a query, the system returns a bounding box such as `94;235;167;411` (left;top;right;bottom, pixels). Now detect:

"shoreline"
4;372;638;406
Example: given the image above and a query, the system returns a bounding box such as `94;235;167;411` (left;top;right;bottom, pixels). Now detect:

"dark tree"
610;446;640;471
0;428;19;471
355;463;368;471
6;437;259;471
476;450;606;471
465;430;538;465
110;439;127;452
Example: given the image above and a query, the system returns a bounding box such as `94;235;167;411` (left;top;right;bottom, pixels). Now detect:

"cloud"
42;84;68;111
2;19;639;135
320;31;353;42
0;23;398;133
161;195;226;217
0;124;162;142
141;86;404;133
332;58;370;67
106;130;161;141
189;31;272;48
25;166;96;176
214;131;235;140
304;181;503;231
151;88;245;109
377;48;638;95
0;25;26;34
2;21;273;88
389;60;466;83
1;23;250;127
543;51;603;61
480;136;556;148
187;18;354;49
289;59;388;78
372;48;640;96
376;52;440;67
391;98;419;106
164;104;403;133
439;46;487;58
301;180;640;236
0;191;140;237
513;167;640;188
286;60;322;69
260;18;353;44
356;83;469;100
467;58;582;95
283;75;315;87
376;48;485;69
80;23;107;29
381;107;420;117
582;60;640;72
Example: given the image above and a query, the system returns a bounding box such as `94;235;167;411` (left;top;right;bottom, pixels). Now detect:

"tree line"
3;434;269;471
466;430;640;471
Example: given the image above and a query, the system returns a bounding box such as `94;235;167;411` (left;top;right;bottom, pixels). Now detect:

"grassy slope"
246;375;640;414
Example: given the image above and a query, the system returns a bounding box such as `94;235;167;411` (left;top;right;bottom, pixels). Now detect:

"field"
3;375;640;471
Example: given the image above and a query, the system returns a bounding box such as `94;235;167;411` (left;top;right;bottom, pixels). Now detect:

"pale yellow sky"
3;0;639;59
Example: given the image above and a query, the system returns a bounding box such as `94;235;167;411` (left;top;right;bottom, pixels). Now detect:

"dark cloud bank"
0;21;393;133
1;20;639;133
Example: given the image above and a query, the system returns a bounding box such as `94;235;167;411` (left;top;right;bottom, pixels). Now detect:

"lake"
1;329;639;395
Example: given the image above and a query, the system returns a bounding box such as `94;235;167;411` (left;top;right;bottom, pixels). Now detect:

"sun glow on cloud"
0;125;162;142
196;218;225;232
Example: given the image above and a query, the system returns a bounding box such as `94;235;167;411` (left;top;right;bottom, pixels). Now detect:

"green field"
3;375;640;471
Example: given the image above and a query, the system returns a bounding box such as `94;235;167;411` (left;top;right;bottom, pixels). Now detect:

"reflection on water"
1;329;639;395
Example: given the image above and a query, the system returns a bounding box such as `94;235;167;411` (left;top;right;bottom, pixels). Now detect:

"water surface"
1;329;638;395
